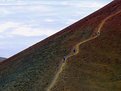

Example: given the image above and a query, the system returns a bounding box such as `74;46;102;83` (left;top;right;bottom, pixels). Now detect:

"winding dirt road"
47;10;121;91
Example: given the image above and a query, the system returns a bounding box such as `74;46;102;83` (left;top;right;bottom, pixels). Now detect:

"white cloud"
0;21;57;37
11;26;56;37
80;2;105;8
0;35;4;38
0;4;53;17
61;1;105;8
0;8;11;15
0;22;18;33
14;5;52;12
44;18;55;22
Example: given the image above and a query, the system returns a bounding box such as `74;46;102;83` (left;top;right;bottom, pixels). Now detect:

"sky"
0;0;113;58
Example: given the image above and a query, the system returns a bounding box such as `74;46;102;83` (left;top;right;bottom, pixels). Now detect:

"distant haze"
0;57;6;62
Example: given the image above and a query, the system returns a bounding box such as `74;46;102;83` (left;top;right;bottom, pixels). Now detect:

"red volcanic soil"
0;0;121;91
51;11;121;91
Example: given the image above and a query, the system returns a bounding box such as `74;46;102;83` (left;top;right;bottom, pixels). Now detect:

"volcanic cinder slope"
0;0;121;91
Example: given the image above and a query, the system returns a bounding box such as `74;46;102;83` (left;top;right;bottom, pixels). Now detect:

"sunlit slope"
0;0;121;91
51;8;121;91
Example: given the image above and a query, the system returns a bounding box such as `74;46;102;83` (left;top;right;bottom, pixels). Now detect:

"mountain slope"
51;9;121;91
0;0;121;91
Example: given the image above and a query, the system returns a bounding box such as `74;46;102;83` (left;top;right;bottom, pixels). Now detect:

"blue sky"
0;0;113;58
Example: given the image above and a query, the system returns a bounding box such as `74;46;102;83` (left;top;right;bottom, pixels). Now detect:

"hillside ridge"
47;9;121;91
0;0;121;91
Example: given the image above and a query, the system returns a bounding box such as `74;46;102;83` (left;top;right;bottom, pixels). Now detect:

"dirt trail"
47;10;121;91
